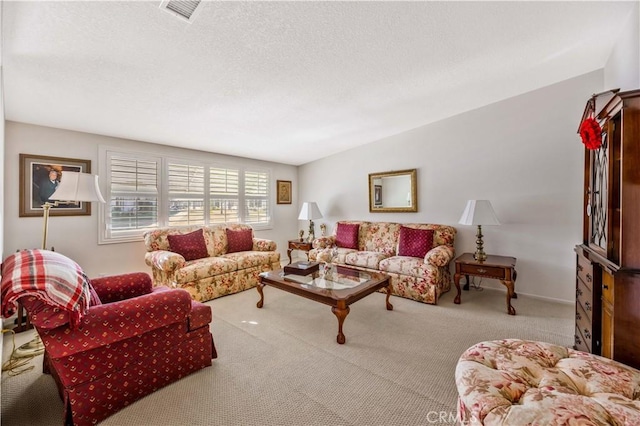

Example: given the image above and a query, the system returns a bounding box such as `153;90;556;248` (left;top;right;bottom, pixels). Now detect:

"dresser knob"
575;335;582;345
576;312;582;321
586;273;592;282
603;284;609;290
576;288;583;296
585;302;591;311
584;330;591;339
578;264;584;272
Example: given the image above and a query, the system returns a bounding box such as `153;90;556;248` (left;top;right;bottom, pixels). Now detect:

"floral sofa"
456;339;640;425
309;221;456;304
144;224;280;302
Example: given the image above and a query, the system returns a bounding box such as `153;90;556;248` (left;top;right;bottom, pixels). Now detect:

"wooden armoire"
575;89;640;369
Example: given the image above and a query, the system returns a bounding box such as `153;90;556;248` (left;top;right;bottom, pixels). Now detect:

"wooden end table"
454;253;518;315
287;239;312;264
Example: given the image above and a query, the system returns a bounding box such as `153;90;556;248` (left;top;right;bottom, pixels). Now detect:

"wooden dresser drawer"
575;325;590;353
576;278;594;322
575;302;593;350
459;264;505;279
577;254;594;290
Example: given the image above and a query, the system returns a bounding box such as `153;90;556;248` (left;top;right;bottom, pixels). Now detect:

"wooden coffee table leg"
385;283;394;311
256;282;265;308
331;302;350;344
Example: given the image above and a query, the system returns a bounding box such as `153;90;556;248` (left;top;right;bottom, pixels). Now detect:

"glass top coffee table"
258;264;393;344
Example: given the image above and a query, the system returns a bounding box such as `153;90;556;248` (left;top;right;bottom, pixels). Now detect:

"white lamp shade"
50;172;106;203
298;202;323;220
458;200;500;226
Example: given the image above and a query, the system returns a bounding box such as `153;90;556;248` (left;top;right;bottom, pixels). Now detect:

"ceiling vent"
160;0;202;23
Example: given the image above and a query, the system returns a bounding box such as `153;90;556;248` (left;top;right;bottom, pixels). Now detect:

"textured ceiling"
2;1;636;165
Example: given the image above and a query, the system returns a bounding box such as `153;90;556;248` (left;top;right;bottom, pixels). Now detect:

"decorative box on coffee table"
283;261;320;275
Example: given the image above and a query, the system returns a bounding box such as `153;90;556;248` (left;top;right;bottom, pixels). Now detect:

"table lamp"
458;200;500;262
298;202;323;242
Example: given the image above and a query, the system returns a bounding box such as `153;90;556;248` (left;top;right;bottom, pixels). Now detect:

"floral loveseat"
456;339;640;425
309;221;456;304
144;224;280;302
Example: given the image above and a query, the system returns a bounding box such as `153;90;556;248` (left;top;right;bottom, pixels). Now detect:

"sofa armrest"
253;238;277;251
90;272;152;304
313;236;335;249
145;250;186;272
38;287;193;358
424;245;455;267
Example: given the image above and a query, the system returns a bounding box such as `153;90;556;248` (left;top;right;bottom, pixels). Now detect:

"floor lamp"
16;171;105;357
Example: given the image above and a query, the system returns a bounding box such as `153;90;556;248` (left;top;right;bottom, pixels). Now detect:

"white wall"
604;1;640;91
4;122;298;277
299;71;604;303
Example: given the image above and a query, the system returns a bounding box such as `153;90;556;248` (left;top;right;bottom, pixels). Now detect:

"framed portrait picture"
19;153;92;217
276;180;292;204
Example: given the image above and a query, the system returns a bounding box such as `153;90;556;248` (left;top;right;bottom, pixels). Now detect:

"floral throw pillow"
167;229;209;261
226;228;254;253
398;226;434;258
335;223;359;249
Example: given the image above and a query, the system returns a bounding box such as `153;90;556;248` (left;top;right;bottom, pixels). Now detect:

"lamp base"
473;250;487;262
307;220;315;242
474;225;487;262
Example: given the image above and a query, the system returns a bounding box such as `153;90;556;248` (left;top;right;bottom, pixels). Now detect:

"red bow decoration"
580;118;603;150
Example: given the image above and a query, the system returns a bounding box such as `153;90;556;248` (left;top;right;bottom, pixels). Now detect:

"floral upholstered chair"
1;249;216;426
455;339;640;425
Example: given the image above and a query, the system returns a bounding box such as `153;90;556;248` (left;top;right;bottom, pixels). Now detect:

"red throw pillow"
167;229;209;261
398;226;434;258
226;228;254;253
335;223;359;249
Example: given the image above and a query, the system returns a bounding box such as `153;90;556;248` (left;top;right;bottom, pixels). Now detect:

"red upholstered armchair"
19;272;217;426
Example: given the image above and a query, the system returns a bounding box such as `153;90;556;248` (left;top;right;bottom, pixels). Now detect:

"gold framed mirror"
368;169;417;212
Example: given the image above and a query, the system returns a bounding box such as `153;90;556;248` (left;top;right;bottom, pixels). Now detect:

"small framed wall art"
19;153;92;217
276;180;292;204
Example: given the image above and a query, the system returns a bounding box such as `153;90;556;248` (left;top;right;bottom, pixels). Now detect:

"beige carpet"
1;286;573;425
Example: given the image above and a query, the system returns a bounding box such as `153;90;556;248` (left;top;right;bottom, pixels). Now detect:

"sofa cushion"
361;222;401;255
379;256;438;280
222;251;279;269
174;257;238;284
167;229;209;261
345;251;390;269
313;247;357;264
226;228;253;253
398;226;434;258
336;223;359;249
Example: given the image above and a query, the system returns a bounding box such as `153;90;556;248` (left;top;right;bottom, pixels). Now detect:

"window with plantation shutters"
168;162;205;226
103;151;160;242
99;147;272;243
210;167;239;224
244;170;269;225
